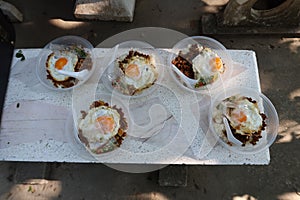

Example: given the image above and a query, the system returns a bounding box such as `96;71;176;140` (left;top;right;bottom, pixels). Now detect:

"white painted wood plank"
0;48;269;165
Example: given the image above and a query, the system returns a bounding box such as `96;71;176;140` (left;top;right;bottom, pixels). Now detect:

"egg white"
47;51;78;81
124;58;157;89
78;106;121;150
192;48;223;80
115;53;158;94
227;98;263;135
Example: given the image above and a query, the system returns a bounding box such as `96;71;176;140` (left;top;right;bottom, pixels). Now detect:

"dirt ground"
0;0;300;199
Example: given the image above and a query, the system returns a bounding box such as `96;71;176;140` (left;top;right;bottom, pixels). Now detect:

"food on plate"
172;44;225;88
111;50;158;95
46;46;92;88
212;95;267;146
78;100;128;154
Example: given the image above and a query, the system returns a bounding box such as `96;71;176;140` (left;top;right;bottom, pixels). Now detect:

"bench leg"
14;162;49;184
158;165;188;187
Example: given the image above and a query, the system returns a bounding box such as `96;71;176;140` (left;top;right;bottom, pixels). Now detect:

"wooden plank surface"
0;49;269;165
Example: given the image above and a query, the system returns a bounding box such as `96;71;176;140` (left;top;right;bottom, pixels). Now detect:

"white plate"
101;40;164;98
36;35;95;91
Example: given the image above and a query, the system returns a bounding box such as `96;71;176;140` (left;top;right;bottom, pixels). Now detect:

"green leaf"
16;50;25;61
74;47;87;58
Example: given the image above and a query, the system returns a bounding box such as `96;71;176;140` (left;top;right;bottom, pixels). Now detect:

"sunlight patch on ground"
0;180;62;200
277;120;300;143
289;88;300;101
128;192;169;200
277;192;300;200
49;19;86;30
199;5;221;14
201;0;229;6
232;194;257;200
280;38;300;53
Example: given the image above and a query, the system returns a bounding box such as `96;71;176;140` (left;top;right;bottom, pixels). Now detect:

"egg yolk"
210;57;223;72
95;116;115;134
232;110;247;123
55;57;68;70
125;64;140;79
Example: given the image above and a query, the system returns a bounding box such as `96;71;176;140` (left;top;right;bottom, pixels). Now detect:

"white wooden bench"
0;48;270;169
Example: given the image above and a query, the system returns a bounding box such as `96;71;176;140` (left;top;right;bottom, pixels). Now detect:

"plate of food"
169;36;233;93
76;98;128;156
209;87;279;154
101;40;163;98
36;35;94;91
69;92;131;160
70;89;196;163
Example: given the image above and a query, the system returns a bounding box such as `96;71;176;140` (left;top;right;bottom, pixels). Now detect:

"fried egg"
78;106;121;151
114;51;158;95
213;95;266;145
123;57;157;89
226;98;263;135
192;47;224;80
46;51;78;81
